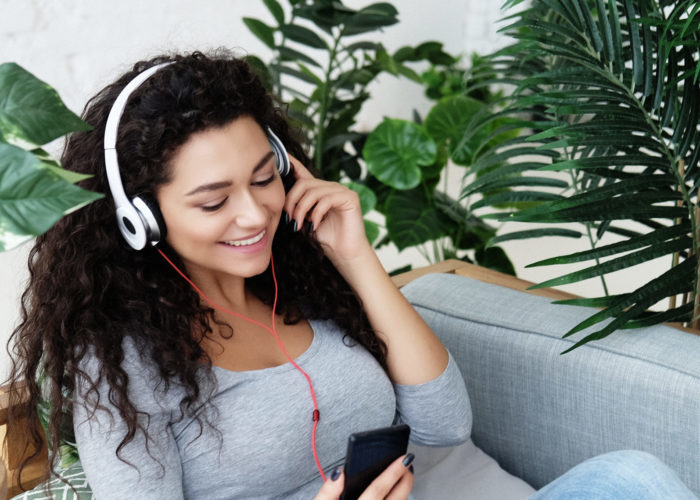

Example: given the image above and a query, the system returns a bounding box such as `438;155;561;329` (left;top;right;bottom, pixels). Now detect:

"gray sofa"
402;271;700;499
10;268;700;499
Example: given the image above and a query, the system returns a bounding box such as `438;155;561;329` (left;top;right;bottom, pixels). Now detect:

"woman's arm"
285;161;448;385
73;339;185;500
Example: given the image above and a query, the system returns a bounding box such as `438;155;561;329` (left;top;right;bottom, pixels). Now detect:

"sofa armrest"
401;271;700;497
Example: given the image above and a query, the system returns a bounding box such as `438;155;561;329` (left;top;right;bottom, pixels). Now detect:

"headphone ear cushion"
132;194;166;245
266;128;291;177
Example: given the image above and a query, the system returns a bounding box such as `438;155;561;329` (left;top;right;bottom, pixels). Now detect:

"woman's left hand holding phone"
312;455;414;500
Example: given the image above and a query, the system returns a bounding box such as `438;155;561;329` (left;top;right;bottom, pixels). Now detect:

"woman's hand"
313;455;414;500
284;158;372;266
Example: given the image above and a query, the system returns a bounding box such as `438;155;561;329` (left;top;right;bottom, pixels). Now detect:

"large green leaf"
0;63;90;147
363;219;380;246
363;119;436;190
475;245;515;275
0;142;103;250
385;188;451;251
424;96;486;165
345;181;376;214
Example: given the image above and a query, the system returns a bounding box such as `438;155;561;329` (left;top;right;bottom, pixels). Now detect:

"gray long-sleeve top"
73;319;471;499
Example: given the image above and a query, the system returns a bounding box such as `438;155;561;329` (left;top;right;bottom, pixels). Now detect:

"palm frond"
465;0;700;349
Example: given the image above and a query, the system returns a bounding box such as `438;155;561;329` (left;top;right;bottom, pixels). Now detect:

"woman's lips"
219;230;268;253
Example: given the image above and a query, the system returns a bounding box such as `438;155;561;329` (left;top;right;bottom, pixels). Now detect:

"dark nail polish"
292;220;298;232
402;453;415;467
283;211;289;224
307;221;314;233
331;467;342;481
409;464;415;474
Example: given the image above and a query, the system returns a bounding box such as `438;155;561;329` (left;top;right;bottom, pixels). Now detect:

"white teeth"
223;230;266;247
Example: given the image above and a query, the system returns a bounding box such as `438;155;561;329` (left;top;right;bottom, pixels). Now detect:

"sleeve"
393;350;472;446
72;339;185;500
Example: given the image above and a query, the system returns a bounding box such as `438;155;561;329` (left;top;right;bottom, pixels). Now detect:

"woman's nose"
230;189;267;227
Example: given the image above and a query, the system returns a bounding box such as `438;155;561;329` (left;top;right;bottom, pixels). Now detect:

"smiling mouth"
221;230;267;247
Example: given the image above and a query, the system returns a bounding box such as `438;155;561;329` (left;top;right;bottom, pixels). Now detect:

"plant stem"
314;30;342;174
565;154;609;296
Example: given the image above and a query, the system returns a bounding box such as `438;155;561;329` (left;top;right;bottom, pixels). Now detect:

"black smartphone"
340;424;411;500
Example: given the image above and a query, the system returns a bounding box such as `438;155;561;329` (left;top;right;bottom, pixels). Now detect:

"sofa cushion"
409;440;535;499
401;272;700;497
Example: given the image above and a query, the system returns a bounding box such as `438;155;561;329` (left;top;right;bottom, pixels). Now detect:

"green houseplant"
0;63;102;251
244;0;516;271
362;69;517;272
0;64;95;476
456;0;700;350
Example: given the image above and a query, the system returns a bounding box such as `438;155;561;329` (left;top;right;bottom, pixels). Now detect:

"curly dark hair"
6;50;387;489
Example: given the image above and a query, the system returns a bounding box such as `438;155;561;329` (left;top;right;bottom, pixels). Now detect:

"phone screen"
340;424;411;500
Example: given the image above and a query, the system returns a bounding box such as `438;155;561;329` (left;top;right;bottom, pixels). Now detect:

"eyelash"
252;175;275;187
200;176;276;212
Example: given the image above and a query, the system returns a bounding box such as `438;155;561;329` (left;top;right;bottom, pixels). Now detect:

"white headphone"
103;62;291;250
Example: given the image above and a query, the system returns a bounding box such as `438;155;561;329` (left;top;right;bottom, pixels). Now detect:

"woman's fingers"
286;180;358;230
313;468;345;500
358;454;414;500
288;154;314;179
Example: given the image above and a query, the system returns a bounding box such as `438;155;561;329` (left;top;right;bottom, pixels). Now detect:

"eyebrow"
185;151;275;196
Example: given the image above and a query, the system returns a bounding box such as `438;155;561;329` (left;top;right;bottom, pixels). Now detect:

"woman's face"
156;116;286;281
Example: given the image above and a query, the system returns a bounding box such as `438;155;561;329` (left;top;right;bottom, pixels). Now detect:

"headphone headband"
103;61;290;250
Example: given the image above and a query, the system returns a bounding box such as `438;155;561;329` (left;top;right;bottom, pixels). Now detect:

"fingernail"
307;221;314;233
409;464;415;474
292;220;298;232
402;453;415;467
283;211;289;224
330;467;342;481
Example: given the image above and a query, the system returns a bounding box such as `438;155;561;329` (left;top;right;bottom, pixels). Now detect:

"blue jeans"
530;450;698;499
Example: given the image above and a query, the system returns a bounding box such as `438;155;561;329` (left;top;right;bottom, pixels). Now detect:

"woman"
7;51;470;499
6;51;697;500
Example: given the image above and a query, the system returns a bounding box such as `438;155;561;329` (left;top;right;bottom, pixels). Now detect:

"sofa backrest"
402;272;700;496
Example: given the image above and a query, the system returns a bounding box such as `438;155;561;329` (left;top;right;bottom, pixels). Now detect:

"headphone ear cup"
132;194;166;246
266;128;291;177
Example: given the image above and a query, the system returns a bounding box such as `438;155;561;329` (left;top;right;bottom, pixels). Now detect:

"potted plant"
456;0;699;350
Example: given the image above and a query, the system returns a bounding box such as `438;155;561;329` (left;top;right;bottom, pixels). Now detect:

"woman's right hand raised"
313;454;414;500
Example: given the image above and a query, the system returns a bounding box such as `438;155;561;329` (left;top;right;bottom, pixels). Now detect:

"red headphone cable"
157;248;327;481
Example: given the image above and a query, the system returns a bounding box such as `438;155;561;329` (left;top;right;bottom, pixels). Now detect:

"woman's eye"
252;175;275;187
201;198;227;212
